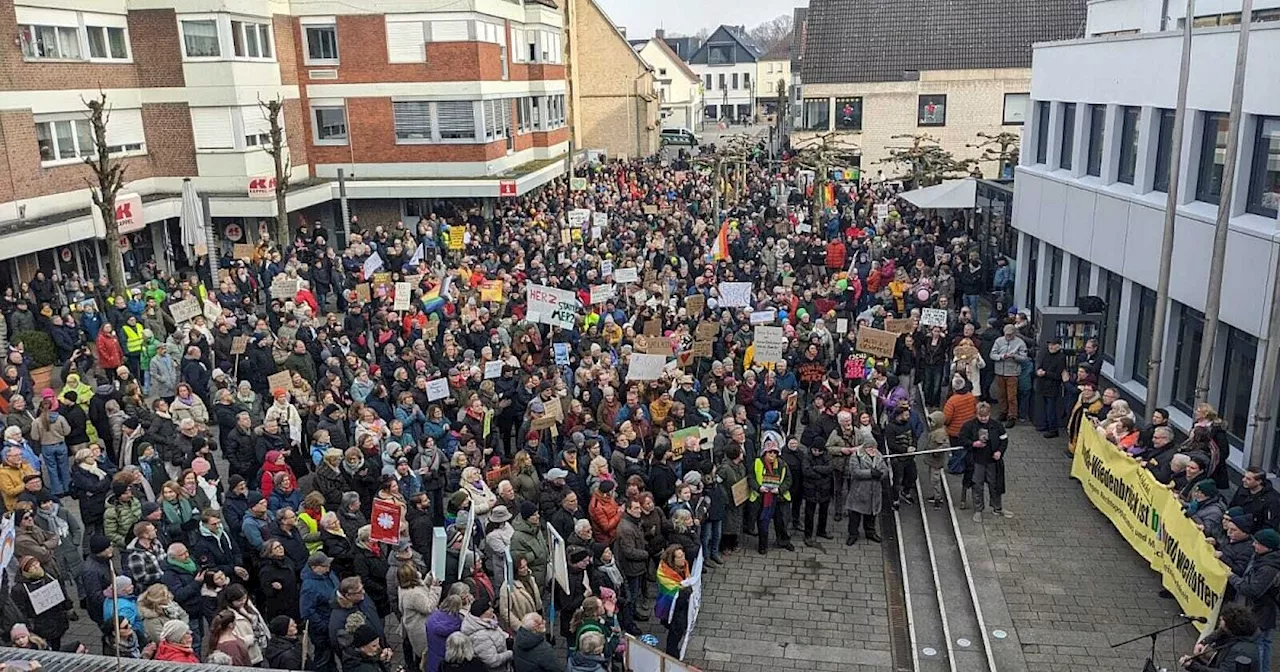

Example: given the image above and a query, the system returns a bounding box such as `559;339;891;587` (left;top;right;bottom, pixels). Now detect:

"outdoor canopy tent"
898;177;978;210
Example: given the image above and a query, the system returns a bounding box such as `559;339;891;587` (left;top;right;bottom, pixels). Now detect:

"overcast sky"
594;0;801;41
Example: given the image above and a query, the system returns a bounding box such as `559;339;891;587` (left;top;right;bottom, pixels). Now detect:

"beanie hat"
351;623;380;648
469;595;492;617
111;481;130;498
191;457;211;476
1255;528;1280;551
268;615;293;638
1195;480;1219;497
161;619;190;643
10;623;29;639
248;492;266;507
1226;506;1247;520
89;534;111;555
520;500;538;520
141;501;161;518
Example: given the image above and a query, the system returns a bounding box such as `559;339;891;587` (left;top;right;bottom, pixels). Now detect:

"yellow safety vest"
122;322;145;354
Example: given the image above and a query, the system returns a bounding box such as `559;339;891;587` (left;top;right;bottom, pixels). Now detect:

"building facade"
797;0;1084;177
755;40;791;122
688;26;763;124
0;0;568;288
633;36;703;131
1013;0;1280;468
566;0;659;159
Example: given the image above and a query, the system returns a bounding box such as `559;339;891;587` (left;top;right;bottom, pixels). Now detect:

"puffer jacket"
460;612;512;672
509;516;549;587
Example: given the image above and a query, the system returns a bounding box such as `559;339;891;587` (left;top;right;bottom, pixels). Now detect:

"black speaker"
1077;295;1106;314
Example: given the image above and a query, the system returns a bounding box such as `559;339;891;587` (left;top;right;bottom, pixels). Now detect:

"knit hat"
1226;506;1247;521
598;480;616;495
89;534;111;555
268;615;293;638
141;501;161;518
10;623;29;639
111;481;130;498
229;474;246;489
469;595;492;617
351;623;380;648
248;492;266;507
18;556;39;573
1255;528;1280;551
191;457;211;476
1194;480;1218;497
160;619;190;643
519;501;538;520
525;430;541;442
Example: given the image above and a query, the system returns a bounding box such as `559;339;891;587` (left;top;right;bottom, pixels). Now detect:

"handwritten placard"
626;354;666;381
856;326;898;359
684;294;705;315
614;267;639;284
267;370;293;394
483;360;503;380
753;326;786;363
233;243;256;260
884;317;915;335
394;282;412;310
749;309;776;325
837;318;849;334
717;282;752;308
480;280;504;303
168;298;201;324
643;205;658;215
425;377;450;402
692;340;713;358
920;308;948;328
270;276;300;300
589;284;616;305
230;335;249;356
695;321;719;340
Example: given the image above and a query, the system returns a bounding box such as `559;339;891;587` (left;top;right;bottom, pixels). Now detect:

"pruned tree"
878;133;974;188
969;131;1021;179
789;131;860;226
83;92;128;295
257;96;291;247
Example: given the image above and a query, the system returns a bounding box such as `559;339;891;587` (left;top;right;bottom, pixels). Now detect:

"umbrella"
179;178;206;256
899;177;978;210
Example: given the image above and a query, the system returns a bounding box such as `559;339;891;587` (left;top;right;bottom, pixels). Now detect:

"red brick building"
0;0;567;285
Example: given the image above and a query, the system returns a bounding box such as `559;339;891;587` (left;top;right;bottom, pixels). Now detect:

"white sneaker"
995;509;1014;519
972;511;982;523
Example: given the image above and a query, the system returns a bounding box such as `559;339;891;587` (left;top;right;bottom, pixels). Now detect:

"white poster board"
483;360;503;380
680;552;706;659
0;515;14;571
363;252;384;278
626;354;667;381
614;267;639;284
589;284;616;305
168;298;201;324
25;579;65;615
546;522;570;594
394;282;412;310
568;209;591;227
749;309;775;325
753;326;786;364
526;284;581;329
837;318;850;334
270;276;300;300
717;282;752;308
430;527;447;581
202;298;222;323
457;509;475;580
425;377;450;401
593;212;608;230
601;260;614;278
921;308;949;328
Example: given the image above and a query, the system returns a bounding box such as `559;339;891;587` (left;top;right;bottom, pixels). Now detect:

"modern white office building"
1013;0;1280;469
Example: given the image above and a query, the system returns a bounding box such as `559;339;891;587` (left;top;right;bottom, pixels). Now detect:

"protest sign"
643;204;658;215
267;370;293;394
837;318;849;334
884;317;915;334
394;282;412;310
270;276;300;300
371;272;394;294
526;284;580;329
634;335;671;355
25;579;65;615
626;354;666;381
479;280;504;303
876;203;890;222
695;321;719;340
731;479;750;507
856;326;898;358
233;243;255;260
593;211;608;230
684;294;705;315
692;340;713;358
202;298;222;323
449;227;465;250
426;378;450;402
431;528;447;581
230;335;249;356
615;267;639;284
589;284;615;305
753;326;786;363
547;523;570;593
570;177;588;191
921;308;949;327
483;360;503;380
553;343;570;366
749;309;775;325
643;320;662;337
718;282;752;308
370;499;402;544
601;260;614;278
355;283;371;303
0;515;13;572
363;252;384;277
457;509;475;580
168;298;201;324
568;209;590;227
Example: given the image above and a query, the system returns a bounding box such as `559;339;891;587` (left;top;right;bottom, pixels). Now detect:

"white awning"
898;177;978;209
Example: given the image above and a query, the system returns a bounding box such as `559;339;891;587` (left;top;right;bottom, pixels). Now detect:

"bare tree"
879;133;974;188
969;131;1021;178
83;92;128;294
789;131;860;225
747;14;793;52
257;96;291;247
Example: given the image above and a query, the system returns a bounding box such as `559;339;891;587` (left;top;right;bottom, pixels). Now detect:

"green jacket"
140;337;162;372
509;516;550;587
104;495;142;550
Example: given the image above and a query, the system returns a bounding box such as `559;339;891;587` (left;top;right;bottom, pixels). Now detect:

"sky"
594;0;802;41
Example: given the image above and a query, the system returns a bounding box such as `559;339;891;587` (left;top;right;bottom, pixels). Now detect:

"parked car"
660;128;698;147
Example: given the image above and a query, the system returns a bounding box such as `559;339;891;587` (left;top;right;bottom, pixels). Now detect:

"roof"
791;7;807;68
648;38;700;81
899;178;978;209
801;0;1086;84
688;25;765;65
760;32;792;61
663;36;701;61
529;0;559;7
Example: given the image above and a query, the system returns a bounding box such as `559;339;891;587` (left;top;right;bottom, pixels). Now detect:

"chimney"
619;26;627;38
655;28;665;39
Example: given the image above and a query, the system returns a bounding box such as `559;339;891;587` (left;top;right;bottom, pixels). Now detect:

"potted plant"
14;330;57;392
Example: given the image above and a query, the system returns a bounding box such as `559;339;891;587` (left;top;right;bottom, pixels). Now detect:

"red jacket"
825;240;847;270
97;330;124;369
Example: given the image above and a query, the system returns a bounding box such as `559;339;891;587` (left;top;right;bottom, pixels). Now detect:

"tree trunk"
274;153;289;248
103;208;127;295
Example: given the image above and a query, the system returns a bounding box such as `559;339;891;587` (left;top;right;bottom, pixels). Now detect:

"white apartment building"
688;25;763;123
1013;0;1280;469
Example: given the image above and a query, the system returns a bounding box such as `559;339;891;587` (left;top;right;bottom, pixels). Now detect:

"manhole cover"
922;647;938;656
992;630;1008;639
957;638;972;647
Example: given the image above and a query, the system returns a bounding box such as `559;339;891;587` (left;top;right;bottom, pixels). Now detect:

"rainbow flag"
420;285;446;314
712;221;730;262
654;560;688;623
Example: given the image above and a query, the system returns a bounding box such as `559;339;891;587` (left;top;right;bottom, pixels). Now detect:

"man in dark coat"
512;614;560;672
959;402;1010;523
800;439;835;546
80;534;115;626
1228;467;1280;534
1226;528;1280;670
1034;338;1069;438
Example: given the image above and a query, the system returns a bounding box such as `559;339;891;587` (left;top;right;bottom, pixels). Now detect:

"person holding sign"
11;554;70;650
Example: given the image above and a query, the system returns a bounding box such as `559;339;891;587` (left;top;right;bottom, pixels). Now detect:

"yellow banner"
1071;426;1228;628
449;227;465;250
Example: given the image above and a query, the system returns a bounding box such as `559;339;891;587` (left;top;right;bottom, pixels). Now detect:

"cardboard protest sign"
601;260;614;278
233;243;255;260
168;298;201;324
718;282;752;308
202;298;222;323
626;354;667;381
480;280;504;303
684;294;705;315
355;283;371;303
570;177;588;191
692;340;713;358
884;317;915;335
230;335;250;356
643;205;658;215
270;276;299;301
531;415;558;431
371;272;394;294
753;326;786;363
394;282;412;310
449;227;465;250
695;321;719;340
267;370;293;394
643;320;662;337
856;326;899;359
634;335;671;355
593;212;608;230
483;360;503;380
921;308;948;328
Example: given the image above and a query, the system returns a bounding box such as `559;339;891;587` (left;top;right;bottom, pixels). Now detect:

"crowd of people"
0;147;1044;672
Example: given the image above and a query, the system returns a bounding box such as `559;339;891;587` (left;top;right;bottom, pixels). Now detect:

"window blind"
386;20;426;63
104;108;145;147
430;20;469;42
437;101;475;139
190;107;234;149
393;101;432;140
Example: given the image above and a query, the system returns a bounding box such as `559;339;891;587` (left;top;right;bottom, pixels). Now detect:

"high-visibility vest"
122;322;145;354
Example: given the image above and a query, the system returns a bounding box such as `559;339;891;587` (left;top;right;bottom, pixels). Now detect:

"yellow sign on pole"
449;227;465;250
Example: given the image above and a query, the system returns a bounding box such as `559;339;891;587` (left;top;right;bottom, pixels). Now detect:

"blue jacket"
80;312;104;341
240;510;275;552
104;594;145;636
299;566;339;636
267;488;301;514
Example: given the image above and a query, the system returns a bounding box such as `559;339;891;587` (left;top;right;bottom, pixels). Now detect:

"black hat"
89;534;111;555
248;492;266;507
324;404;343;417
111;481;130;497
268;615;293;638
568;547;591;564
22;474;42;484
520;501;538;520
351;623;379;649
141;501;161;518
229;474;246;489
469;595;492;617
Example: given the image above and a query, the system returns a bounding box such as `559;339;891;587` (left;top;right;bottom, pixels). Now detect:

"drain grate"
881;513;914;672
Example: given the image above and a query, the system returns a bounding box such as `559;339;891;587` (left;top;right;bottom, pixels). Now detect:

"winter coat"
718;458;748;536
509;516;549;587
460;612;512;672
258;555;301;622
1228;549;1280;630
263;636;304;671
12;573;69;644
161;559;203;619
566;652;608;672
512;626;560;672
315;463;347;511
425;610;463;672
800;448;835;503
354;545;392;619
81;554;115;625
299;566;339;638
191;524;240;578
399;583;442;659
103;495;141;551
844;450;887;515
497;576;541;633
70;463;112;525
616;515;649;578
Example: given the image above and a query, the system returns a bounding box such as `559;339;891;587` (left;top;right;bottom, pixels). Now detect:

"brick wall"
141;103;197;176
129;9;185;88
283;98;310;173
0;2;141;91
297;15;501;83
275;15;300;87
308;97;507;165
570;0;658;157
531;127;569;148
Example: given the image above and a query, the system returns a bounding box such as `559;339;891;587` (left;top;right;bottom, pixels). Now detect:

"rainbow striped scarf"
654;560;688;624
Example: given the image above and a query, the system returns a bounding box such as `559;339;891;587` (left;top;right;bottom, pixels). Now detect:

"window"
35;112;144;165
241;106;271;147
801;98;829;132
704;75;712;90
1247;117;1280;217
1035;101;1051;164
1025;242;1039;312
659;68;667;76
1118;106;1140;185
1171;304;1204;414
743;73;750;90
834;98;862;130
1047;246;1063;306
500;44;508;80
19;25;82;60
531;97;542;128
918;94;946;126
731;73;739;90
86;26;129;60
1221;327;1257;444
1086;104;1106;177
708;45;733;65
718;74;726;90
1059;103;1076;170
312;105;348;144
483;99;511;141
1153;108;1176;193
1102;269;1121;363
1131;285;1156;384
1196;112;1230;204
1074;260;1092;303
304;24;338;63
231;20;272;59
437;101;476;140
1003;93;1029;125
181;19;220;58
516;98;530;134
